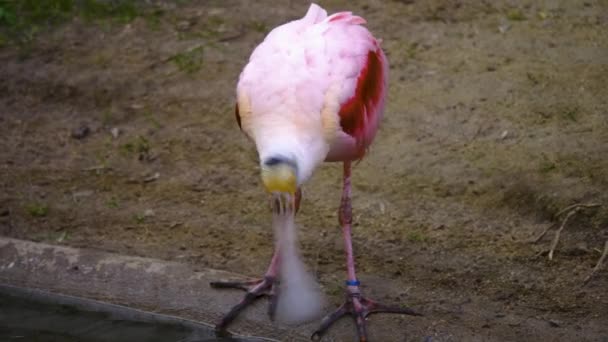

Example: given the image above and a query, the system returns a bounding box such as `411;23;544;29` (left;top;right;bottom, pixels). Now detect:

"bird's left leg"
210;250;280;333
209;188;301;333
312;161;421;342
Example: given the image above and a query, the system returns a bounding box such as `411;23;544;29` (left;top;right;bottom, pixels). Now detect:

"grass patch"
56;230;69;242
203;15;224;36
0;0;162;46
91;52;111;68
250;20;268;33
407;230;428;243
26;202;49;217
539;159;557;174
100;108;113;125
144;7;164;30
134;213;145;224
121;135;149;154
406;42;419;59
106;196;119;209
170;46;204;74
561;106;579;122
79;0;137;23
506;8;526;21
143;111;161;129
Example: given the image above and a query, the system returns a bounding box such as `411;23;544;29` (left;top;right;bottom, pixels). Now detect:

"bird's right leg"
312;162;420;341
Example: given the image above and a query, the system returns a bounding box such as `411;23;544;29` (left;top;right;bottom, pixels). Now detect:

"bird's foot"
311;285;421;342
210;276;279;334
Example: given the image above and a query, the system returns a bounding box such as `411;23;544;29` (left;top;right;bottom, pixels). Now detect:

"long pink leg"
312;161;421;342
340;161;364;302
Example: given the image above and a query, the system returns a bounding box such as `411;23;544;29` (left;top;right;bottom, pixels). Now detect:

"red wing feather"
338;49;385;157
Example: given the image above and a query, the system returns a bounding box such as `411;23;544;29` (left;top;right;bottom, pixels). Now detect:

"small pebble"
110;127;120;139
549;319;562;327
71;124;90;139
72;190;94;199
143;172;160;183
498;24;511;33
176;20;192;31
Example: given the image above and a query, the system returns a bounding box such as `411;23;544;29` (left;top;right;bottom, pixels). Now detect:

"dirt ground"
1;0;607;341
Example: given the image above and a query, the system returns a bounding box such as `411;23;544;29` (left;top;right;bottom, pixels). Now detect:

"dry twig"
554;203;601;218
547;203;601;261
548;209;579;260
583;240;608;285
82;165;111;172
532;223;557;244
532;203;600;244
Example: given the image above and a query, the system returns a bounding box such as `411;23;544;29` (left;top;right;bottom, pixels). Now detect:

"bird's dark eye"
263;156;297;170
264;157;285;166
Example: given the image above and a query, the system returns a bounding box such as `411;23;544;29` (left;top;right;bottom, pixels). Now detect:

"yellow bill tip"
261;164;297;194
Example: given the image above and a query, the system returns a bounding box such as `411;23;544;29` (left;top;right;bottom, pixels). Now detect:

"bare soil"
1;0;607;341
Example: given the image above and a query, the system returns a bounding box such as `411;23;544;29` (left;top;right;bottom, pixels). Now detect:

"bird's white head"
255;121;330;196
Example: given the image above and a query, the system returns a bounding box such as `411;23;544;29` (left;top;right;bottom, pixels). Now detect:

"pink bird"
211;3;420;341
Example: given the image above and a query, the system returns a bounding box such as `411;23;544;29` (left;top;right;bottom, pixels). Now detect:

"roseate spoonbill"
210;3;420;341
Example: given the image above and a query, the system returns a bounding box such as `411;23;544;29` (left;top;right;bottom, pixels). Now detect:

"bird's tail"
303;3;366;26
302;3;327;24
325;9;366;26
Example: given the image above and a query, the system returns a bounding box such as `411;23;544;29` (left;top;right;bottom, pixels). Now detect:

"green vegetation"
101;108;113;126
79;0;137;23
0;0;162;46
407;230;428;243
506;8;526;21
56;230;69;242
561;106;579;122
539;157;557;173
170;46;204;74
250;20;268;33
121;135;150;156
106;196;119;209
134;213;145;224
406;42;419;59
143;111;161;129
26;202;49;217
144;7;164;30
324;282;343;297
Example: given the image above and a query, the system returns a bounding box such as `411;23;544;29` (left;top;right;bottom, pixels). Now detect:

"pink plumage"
215;5;418;341
235;3;388;182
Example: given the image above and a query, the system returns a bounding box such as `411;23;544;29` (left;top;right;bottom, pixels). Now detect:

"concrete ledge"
0;237;312;341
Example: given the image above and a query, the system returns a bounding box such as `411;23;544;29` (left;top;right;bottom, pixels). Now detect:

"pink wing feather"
236;4;388;164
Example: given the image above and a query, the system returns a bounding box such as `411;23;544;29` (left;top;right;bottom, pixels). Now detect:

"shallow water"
0;285;268;342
